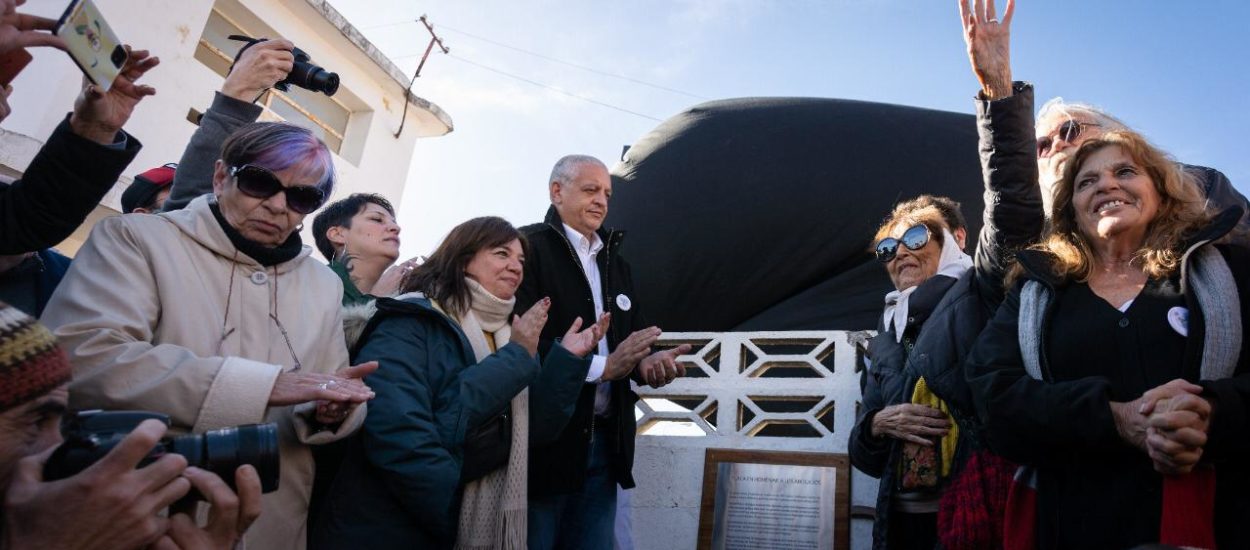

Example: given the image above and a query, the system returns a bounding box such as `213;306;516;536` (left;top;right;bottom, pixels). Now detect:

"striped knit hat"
0;301;71;412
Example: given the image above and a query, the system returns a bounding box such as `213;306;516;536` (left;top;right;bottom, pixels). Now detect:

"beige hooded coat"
42;196;365;550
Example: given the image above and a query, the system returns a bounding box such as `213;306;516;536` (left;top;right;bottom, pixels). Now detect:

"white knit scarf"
882;228;974;342
453;278;529;550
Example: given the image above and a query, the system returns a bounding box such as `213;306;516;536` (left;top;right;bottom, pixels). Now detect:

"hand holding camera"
228;35;338;97
151;465;263;550
3;419;190;550
69;45;158;144
222;38;294;103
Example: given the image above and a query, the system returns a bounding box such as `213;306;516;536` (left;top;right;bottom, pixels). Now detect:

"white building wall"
630;331;878;550
2;0;450;255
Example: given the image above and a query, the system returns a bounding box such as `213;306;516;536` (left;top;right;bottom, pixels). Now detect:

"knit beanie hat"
120;163;177;214
0;301;72;412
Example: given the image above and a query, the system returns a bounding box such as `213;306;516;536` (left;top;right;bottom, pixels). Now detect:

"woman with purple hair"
42;122;376;550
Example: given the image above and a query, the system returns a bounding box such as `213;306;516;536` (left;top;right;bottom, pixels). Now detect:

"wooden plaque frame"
696;448;851;550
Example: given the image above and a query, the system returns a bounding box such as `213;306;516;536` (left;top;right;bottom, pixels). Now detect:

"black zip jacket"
0;115;140;254
515;205;649;496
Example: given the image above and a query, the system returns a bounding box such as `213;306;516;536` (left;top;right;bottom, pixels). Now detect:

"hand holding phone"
55;0;123;91
69;46;159;144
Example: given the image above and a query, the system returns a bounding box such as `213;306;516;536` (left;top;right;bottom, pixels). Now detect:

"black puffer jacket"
849;82;1043;549
515;206;649;496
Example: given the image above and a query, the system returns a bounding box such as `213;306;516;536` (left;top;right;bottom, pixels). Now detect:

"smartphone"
54;0;126;92
0;49;32;86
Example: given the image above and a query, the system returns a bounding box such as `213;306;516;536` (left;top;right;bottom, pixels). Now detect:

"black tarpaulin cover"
606;97;987;332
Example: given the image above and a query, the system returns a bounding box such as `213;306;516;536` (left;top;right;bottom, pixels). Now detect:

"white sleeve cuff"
585;354;607;382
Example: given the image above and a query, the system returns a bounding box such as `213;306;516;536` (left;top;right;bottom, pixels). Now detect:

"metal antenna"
394;15;449;138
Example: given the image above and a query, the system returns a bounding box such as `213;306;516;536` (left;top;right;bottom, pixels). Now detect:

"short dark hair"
311;194;396;260
400;216;525;315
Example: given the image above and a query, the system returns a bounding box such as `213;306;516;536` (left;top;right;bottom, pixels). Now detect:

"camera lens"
287;60;339;97
311;71;339;97
169;423;280;493
110;45;127;69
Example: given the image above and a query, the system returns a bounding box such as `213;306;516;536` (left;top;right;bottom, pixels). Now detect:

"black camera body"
228;35;340;97
44;410;281;495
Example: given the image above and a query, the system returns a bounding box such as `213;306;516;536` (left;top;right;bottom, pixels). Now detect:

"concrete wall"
2;0;450;256
629;331;878;550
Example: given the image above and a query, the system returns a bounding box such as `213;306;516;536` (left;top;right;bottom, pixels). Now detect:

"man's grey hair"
549;154;606;188
1037;97;1129;132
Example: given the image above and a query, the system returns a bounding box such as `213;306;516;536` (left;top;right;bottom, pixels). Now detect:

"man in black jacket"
516;154;688;550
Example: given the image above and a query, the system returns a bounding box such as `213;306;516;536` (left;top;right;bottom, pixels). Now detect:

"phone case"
55;0;125;92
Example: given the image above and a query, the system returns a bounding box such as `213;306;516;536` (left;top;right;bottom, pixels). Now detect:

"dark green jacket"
311;296;590;549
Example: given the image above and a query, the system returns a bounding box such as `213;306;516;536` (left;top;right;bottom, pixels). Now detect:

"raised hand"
560;313;611;357
511;297;551;357
372;256;421;298
871;403;951;445
958;0;1015;99
221;38;295;103
638;344;692;388
0;0;66;55
70;46;160;144
603;327;661;381
268;361;376;407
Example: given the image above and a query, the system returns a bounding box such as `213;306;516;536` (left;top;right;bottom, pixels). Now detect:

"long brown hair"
400;216;525;315
1025;130;1209;283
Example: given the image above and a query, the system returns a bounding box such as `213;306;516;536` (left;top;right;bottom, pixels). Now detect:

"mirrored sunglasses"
875;224;931;263
1036;120;1100;158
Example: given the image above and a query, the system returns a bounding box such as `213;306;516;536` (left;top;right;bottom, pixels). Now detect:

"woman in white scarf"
850;188;1041;550
311;217;607;550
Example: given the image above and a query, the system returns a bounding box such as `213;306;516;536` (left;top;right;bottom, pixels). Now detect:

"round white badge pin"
1167;306;1189;337
615;294;632;312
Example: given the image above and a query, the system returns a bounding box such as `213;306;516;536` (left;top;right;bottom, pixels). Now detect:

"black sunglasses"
875;224;931;263
1036;120;1100;158
230;165;326;214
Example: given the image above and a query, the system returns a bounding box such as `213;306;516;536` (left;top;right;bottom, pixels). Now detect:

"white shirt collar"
562;223;603;256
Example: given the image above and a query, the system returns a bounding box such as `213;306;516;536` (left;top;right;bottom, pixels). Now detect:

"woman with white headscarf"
849;188;1042;549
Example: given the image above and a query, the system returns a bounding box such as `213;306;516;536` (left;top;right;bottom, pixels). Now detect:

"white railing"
627;331;877;550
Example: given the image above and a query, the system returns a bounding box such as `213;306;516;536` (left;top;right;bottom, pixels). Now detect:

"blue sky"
329;0;1250;259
